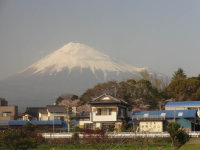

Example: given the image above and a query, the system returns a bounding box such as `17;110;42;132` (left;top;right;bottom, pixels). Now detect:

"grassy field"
179;138;200;150
30;142;172;150
31;138;200;150
2;138;200;150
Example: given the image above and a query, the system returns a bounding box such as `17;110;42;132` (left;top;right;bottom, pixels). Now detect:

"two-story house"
79;94;131;131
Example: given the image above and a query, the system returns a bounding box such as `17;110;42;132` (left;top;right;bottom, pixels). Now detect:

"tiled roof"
90;94;129;106
38;108;48;114
47;105;66;113
24;107;46;117
132;109;197;119
165;101;200;107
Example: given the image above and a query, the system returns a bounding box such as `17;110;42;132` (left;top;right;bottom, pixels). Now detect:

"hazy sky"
1;0;200;79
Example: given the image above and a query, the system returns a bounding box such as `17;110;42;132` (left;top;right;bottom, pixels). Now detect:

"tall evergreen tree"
172;68;186;81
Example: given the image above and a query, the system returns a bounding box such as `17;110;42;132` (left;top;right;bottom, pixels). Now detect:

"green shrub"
0;122;44;150
167;122;189;150
108;125;115;132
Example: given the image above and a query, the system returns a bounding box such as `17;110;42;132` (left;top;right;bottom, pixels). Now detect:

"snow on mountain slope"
23;42;147;78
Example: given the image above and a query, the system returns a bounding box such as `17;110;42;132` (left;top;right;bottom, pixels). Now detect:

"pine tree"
172;68;186;81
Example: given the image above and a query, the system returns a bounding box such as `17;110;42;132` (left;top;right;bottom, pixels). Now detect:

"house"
165;101;200;117
22;107;46;120
78;94;131;131
39;105;67;121
0;100;18;120
0;99;18;120
132;109;198;132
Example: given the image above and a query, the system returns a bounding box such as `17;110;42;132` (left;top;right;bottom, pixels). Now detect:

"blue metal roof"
8;120;27;125
8;120;62;126
30;120;62;125
61;121;79;129
132;109;197;119
165;101;200;107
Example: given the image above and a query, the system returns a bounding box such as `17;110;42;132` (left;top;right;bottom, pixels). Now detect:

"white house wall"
79;120;93;126
165;107;187;110
48;112;67;121
39;113;48;120
91;106;117;122
139;121;163;132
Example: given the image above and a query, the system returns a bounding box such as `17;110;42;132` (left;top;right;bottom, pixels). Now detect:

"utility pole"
112;85;117;97
174;108;176;122
52;116;54;140
66;106;71;132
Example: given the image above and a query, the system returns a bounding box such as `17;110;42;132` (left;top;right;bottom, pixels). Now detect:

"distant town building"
165;101;200;117
39;105;70;121
132;109;198;132
0;98;8;106
0;105;18;120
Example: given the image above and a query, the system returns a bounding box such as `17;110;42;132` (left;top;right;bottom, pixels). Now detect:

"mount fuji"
0;42;147;110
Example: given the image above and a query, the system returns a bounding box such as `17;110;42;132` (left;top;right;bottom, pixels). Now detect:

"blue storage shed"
132;109;198;132
132;109;197;119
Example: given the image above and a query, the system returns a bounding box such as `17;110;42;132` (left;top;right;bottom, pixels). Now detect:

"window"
2;112;11;117
97;108;101;115
84;123;94;129
54;116;64;121
161;113;166;117
178;112;183;117
109;108;112;115
96;108;112;115
102;123;115;131
121;109;125;116
102;109;107;115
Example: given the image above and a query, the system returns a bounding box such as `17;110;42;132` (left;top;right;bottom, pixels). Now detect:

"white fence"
42;131;200;139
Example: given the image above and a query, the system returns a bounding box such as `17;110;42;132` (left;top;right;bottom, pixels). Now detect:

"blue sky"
1;0;200;79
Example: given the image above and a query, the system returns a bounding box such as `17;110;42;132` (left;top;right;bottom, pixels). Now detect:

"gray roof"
38;108;48;114
90;94;130;106
47;105;66;113
24;107;46;116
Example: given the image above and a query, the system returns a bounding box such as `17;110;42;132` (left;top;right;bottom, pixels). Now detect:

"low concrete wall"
42;131;200;139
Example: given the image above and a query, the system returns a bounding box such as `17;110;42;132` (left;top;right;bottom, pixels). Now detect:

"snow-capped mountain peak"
23;42;146;77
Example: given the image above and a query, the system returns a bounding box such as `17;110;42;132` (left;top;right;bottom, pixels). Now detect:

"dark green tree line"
168;68;200;101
